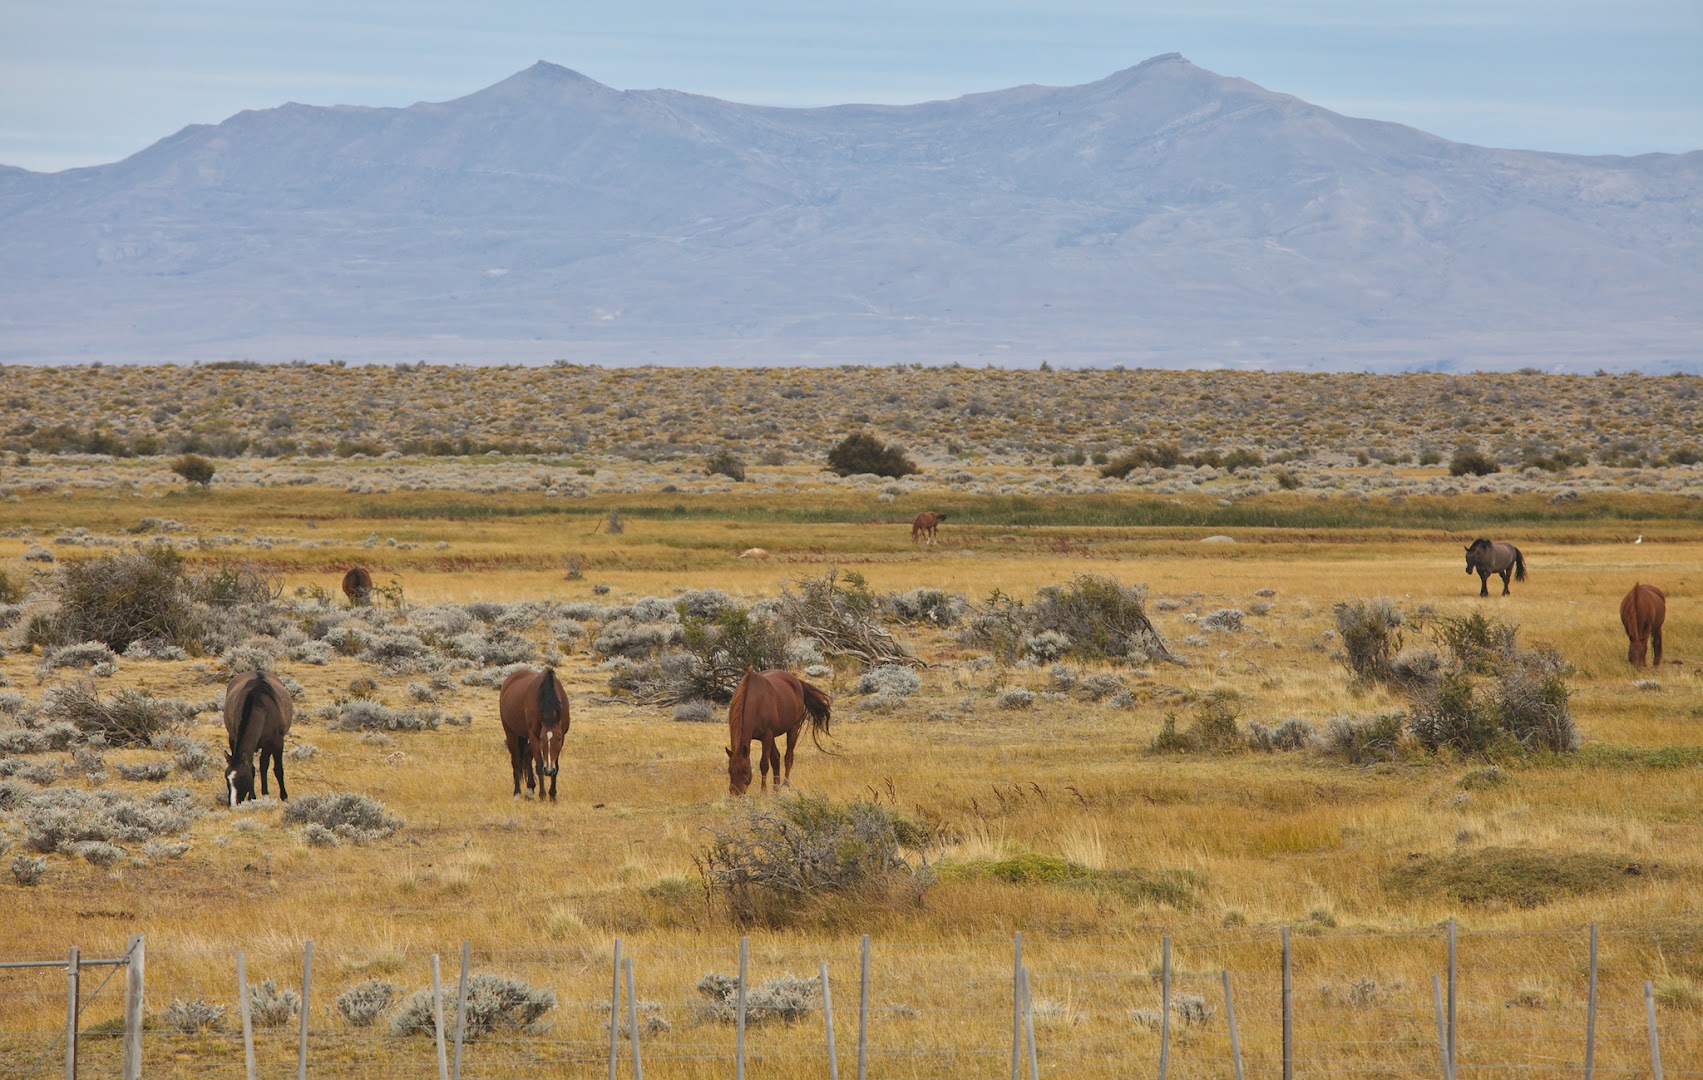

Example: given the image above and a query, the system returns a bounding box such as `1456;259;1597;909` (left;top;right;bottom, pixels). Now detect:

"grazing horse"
727;669;832;795
342;567;373;604
1464;539;1527;597
1620;583;1666;669
223;671;293;807
499;667;570;801
911;512;947;545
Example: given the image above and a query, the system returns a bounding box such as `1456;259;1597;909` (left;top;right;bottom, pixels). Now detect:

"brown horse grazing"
499;667;570;801
1464;539;1527;597
727;669;832;795
1620;583;1666;669
911;512;947;545
342;567;373;604
223;671;293;807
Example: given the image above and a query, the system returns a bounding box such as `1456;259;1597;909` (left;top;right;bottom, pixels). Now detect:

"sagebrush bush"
1248;718;1317;752
247;979;301;1027
694;972;819;1024
884;589;967;627
1322;714;1406;764
673;700;717;723
391;974;555;1039
705;448;746;482
331;700;439;733
38;681;189;746
11;853;47;885
775;570;915;670
1450;446;1502;477
42;641;118;671
826;432;918;478
281;792;403;843
856;665;921;698
1333;599;1405;684
336;980;398;1027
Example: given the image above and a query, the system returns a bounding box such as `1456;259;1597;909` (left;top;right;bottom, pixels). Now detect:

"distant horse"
727;669;832;796
223;670;293;807
499;667;570;801
1464;539;1526;597
1620;583;1666;669
911;512;947;546
342;567;373;604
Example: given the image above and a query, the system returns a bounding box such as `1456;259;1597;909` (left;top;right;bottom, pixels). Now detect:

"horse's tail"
233;672;274;751
1512;546;1527;582
800;680;833;752
535;668;563;729
728;668;754;750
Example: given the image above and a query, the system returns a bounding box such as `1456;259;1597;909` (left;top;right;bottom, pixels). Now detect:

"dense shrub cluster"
45;549;276;654
825;432;918;478
391;975;555;1040
961;575;1174;666
281;792;403;843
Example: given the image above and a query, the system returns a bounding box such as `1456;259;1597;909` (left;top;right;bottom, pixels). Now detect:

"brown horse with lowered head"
342;567;373;604
499;667;570;800
911;512;947;545
1464;539;1526;597
1620;583;1666;669
727;669;832;795
224;670;293;807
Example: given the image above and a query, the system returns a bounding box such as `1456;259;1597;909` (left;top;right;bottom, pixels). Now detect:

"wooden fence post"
122;934;144;1080
624;956;643;1080
452;942;470;1080
821;961;839;1080
236;951;256;1080
1012;931;1023;1080
736;936;748;1080
1281;928;1293;1080
297;939;312;1080
64;945;79;1080
1446;919;1456;1073
1432;976;1454;1080
1158;936;1171;1080
1584;924;1598;1080
1221;971;1245;1080
1645;981;1664;1080
857;934;870;1080
431;954;448;1080
608;937;622;1080
1021;965;1039;1080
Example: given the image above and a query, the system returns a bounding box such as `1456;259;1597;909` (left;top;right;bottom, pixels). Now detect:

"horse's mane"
535;668;563;729
232;672;274;755
727;668;753;750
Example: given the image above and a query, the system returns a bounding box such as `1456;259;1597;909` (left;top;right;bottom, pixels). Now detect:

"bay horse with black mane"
342;567;373;604
911;512;946;545
727;669;832;795
224;670;293;807
499;667;570;800
1464;539;1527;597
1620;583;1666;669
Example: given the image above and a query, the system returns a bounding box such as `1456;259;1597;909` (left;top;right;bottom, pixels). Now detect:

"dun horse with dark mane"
223;671;293;807
499;667;570;800
727;669;832;795
911;512;946;545
1620;583;1666;669
1464;539;1526;597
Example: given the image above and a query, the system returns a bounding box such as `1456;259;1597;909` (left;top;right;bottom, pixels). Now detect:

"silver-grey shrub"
331;700;439;733
336;980;398;1027
163;998;226;1034
695;972;819;1024
11;853;47;885
391;974;554;1040
885;589;967;627
856;665;921;698
39;681;189;747
1248;719;1318;752
281;792;402;843
42;641;118;670
674;700;717;723
248;979;301;1027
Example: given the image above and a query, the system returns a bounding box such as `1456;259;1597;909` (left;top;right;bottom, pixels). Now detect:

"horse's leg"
1500;568;1512;596
782;727;798;787
759;736;776;791
1478;571;1490;598
1652;623;1663;667
272;743;287;801
508;735;525;797
257;745;271;796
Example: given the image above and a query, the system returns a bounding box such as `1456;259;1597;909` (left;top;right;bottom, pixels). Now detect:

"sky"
3;1;1701;173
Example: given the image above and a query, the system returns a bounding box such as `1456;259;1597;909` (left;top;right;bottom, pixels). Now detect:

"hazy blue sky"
4;0;1700;172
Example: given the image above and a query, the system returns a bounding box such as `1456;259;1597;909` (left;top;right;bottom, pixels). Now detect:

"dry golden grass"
1;477;1700;1076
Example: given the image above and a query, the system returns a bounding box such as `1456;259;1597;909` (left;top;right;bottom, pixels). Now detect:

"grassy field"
1;478;1700;1077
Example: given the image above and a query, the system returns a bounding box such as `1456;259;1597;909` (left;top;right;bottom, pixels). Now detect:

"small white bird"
1634;535;1643;544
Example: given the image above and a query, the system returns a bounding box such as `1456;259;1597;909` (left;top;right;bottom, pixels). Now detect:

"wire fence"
1;925;1696;1078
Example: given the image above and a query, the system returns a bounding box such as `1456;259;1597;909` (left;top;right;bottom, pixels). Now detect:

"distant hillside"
2;55;1698;370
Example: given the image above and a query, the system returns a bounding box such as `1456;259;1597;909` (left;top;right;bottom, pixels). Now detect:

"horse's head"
1464;539;1487;571
726;746;752;796
226;750;256;807
534;720;564;780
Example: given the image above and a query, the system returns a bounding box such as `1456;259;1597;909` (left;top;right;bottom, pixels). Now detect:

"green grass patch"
946;853;1200;908
1568;744;1703;769
1389;847;1649;909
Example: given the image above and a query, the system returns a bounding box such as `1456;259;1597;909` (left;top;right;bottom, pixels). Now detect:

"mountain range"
2;54;1698;370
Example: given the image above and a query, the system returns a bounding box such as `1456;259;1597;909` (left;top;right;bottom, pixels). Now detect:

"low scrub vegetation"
961;575;1175;666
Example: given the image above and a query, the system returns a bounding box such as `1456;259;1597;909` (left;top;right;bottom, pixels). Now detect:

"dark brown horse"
499;667;570;800
342;567;373;604
223;671;293;807
1620;583;1666;669
727;669;832;795
1464;539;1527;597
911;512;947;546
